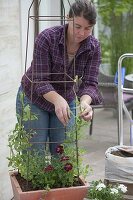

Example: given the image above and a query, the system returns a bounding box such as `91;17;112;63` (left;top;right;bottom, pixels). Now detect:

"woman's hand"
54;97;70;126
80;95;93;121
80;101;93;121
43;91;70;126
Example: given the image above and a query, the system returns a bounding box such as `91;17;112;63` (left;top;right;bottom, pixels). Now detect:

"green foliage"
98;0;133;25
99;32;111;65
8;93;37;171
8;92;90;190
97;0;133;75
87;180;127;200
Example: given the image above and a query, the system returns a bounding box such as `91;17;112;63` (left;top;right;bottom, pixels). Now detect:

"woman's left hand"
79;101;93;121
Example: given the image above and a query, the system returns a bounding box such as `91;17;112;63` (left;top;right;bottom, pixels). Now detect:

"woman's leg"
49;100;76;155
16;86;49;154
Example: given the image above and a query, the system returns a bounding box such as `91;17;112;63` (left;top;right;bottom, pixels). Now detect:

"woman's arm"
77;39;102;105
43;91;70;126
30;31;70;125
77;39;102;121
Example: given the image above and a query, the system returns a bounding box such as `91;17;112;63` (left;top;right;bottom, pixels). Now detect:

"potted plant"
87;179;127;200
8;92;89;200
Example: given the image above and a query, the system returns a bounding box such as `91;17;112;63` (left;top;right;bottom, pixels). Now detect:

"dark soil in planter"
16;173;83;192
111;150;133;157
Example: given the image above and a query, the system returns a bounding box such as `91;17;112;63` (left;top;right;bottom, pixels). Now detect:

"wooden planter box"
10;171;88;200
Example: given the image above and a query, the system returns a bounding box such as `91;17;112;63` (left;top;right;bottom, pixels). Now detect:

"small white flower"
118;184;127;193
96;183;106;191
110;188;118;194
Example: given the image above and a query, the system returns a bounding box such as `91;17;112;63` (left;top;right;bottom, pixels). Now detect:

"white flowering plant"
87;180;127;200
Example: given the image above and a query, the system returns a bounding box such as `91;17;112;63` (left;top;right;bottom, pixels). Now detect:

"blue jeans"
16;86;76;155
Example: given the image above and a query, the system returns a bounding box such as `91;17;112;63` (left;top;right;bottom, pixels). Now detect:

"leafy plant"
8;92;38;173
97;0;133;75
87;180;127;200
8;92;90;190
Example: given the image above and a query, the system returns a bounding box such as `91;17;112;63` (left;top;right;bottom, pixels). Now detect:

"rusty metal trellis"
23;0;80;189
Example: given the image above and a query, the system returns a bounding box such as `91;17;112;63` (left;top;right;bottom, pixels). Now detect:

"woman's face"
67;16;93;44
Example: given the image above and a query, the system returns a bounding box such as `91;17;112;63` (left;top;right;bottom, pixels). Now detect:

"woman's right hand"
43;91;70;126
54;96;70;126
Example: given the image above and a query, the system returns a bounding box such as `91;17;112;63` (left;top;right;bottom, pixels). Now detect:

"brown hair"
68;0;97;25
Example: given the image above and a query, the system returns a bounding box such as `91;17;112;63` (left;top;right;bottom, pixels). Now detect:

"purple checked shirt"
21;24;102;111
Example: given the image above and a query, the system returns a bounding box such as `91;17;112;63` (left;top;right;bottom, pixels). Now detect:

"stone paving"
81;108;130;183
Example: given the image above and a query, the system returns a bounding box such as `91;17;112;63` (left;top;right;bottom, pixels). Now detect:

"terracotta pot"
9;171;88;200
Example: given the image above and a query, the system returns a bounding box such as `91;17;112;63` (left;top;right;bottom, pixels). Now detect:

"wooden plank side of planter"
10;171;88;200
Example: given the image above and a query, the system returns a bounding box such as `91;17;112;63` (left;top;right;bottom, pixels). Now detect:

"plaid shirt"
21;24;102;111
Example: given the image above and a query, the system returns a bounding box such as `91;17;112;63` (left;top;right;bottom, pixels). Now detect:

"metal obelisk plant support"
8;1;89;199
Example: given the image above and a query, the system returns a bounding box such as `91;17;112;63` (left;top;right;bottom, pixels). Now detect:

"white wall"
62;0;75;15
19;0;61;73
0;0;21;199
39;0;61;32
20;0;34;73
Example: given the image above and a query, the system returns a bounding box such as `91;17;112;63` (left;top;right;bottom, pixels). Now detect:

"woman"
16;0;102;155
